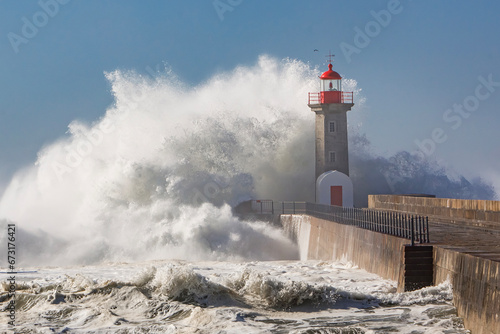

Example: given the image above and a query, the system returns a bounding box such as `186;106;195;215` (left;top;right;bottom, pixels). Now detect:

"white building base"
316;170;353;207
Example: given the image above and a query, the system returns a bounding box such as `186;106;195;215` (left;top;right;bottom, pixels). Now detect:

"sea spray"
0;55;494;266
0;56;319;266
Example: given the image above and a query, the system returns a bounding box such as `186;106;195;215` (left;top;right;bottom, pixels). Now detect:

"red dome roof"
320;64;342;80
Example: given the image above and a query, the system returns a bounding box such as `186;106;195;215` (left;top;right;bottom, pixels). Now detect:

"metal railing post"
404;214;408;238
389;213;392;236
392;213;396;236
426;217;430;243
386;212;389;235
382;212;386;234
411;216;415;246
419;216;423;243
396;213;400;237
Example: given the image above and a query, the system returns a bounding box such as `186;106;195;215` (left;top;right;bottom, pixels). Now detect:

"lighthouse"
308;56;354;206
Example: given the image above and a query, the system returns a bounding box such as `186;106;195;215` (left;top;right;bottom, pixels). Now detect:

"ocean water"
2;260;467;333
0;56;486;332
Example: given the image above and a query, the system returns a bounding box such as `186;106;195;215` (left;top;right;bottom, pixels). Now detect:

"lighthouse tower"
308;56;354;206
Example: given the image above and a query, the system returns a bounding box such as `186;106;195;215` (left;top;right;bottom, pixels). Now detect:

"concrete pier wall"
434;247;500;334
280;214;409;289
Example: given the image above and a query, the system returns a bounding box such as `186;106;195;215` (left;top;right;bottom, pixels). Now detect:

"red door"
331;186;343;206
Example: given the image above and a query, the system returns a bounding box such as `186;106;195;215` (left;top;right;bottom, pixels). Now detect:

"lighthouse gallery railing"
251;200;430;245
308;91;354;104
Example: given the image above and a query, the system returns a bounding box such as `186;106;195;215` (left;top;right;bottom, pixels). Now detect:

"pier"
241;195;500;334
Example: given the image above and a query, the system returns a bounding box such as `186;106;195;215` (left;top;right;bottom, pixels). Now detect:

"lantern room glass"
321;79;341;92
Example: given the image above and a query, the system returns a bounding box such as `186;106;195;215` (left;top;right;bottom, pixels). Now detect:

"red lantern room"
320;63;343;103
320;63;342;91
308;61;353;105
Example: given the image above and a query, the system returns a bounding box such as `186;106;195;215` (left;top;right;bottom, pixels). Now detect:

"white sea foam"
0;260;467;333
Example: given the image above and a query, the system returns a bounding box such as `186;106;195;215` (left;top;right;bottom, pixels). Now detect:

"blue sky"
1;0;500;190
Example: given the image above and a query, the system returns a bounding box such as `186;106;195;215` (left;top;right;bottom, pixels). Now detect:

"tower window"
329;151;336;163
329;121;335;133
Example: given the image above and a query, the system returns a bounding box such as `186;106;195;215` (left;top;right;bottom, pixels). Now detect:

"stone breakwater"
282;195;500;334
